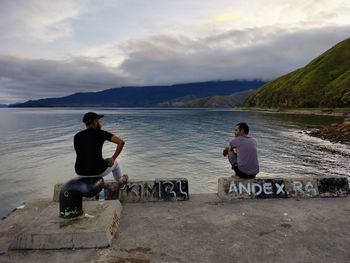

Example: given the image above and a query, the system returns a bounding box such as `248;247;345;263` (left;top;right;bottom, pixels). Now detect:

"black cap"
82;112;104;125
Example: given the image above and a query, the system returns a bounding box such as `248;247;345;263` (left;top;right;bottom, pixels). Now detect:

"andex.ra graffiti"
121;179;189;201
227;180;317;198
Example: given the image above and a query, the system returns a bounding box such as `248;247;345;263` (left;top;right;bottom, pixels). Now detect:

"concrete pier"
53;178;189;203
7;200;122;250
1;194;350;262
0;176;349;262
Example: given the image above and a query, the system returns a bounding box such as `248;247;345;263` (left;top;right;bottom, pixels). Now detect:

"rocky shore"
308;118;350;145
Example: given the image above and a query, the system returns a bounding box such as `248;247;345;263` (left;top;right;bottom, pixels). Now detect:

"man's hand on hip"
105;157;115;167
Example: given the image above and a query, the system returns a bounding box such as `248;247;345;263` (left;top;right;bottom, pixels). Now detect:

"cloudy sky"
0;0;350;104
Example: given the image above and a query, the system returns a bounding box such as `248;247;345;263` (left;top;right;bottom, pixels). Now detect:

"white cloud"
0;25;349;104
0;0;81;43
119;26;350;84
0;0;350;103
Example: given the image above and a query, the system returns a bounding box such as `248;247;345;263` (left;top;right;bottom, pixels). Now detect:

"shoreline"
240;107;350;118
2;105;350;117
240;107;350;146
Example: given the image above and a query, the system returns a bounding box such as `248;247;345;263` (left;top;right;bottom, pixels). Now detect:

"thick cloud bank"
1;26;349;104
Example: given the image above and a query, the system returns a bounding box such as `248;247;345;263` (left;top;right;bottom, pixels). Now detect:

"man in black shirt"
74;112;127;185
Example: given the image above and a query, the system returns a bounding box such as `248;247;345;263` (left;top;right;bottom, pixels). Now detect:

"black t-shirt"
74;128;113;175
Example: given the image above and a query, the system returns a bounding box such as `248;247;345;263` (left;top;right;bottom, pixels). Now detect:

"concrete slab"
119;178;189;203
53;178;190;203
7;200;122;250
218;177;288;200
100;194;350;263
284;176;319;198
218;176;348;200
317;176;349;197
1;194;350;262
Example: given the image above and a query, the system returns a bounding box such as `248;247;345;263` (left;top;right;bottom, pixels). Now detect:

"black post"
59;177;104;219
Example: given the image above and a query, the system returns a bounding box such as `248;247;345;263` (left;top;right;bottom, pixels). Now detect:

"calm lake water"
0;108;349;218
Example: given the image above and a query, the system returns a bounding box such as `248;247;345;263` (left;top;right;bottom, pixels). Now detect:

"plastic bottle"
98;188;105;203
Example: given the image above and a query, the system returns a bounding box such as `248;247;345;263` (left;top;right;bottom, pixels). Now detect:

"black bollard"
59;177;104;219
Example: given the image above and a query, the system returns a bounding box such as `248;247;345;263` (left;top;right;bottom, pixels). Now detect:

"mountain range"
245;37;350;108
10;80;265;107
9;38;350;109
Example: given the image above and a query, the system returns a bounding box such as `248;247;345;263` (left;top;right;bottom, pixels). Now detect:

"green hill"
245;38;350;108
158;90;254;107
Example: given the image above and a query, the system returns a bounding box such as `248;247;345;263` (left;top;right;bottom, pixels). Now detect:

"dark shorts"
232;165;256;179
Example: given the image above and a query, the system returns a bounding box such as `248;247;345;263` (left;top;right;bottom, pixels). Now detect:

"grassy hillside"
183;90;253;107
245;38;350;108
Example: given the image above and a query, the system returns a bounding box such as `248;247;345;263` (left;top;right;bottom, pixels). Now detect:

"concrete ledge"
119;178;189;203
2;195;350;262
317;177;349;197
218;176;349;200
53;178;189;203
8;200;122;250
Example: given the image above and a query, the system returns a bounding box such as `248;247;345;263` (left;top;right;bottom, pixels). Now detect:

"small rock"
84;213;95;218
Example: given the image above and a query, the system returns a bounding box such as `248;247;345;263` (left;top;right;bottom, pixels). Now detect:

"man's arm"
223;147;229;157
106;135;125;166
223;139;236;157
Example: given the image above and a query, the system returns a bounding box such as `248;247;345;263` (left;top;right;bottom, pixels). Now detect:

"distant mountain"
159;90;255;107
0;104;7;108
245;38;350;108
10;80;265;107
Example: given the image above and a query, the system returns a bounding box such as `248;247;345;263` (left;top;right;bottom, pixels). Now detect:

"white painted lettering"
157;180;162;198
228;182;238;193
263;183;273;195
177;180;188;199
238;182;251;194
128;184;140;198
293;181;303;193
304;182;316;194
276;183;285;195
163;182;176;197
252;183;262;195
